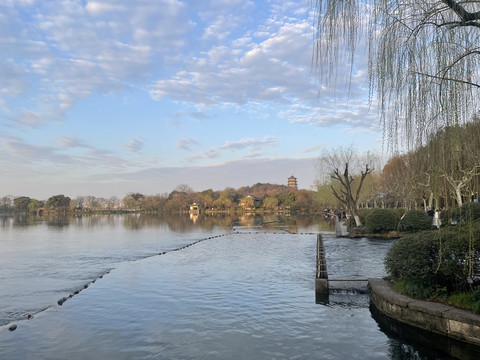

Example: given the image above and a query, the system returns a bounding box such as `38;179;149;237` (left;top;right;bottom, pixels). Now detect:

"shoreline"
369;278;480;347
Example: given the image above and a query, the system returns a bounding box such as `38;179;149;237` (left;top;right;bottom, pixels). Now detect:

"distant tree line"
316;119;480;214
5;117;479;217
0;183;318;215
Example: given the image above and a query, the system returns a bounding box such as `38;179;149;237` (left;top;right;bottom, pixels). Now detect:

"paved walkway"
335;216;348;237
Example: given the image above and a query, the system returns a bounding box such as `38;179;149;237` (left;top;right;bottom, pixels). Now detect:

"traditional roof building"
189;203;199;214
240;195;262;209
288;172;298;190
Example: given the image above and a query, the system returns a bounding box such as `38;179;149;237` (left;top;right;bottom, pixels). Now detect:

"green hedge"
385;222;480;295
399;210;432;232
440;209;453;227
452;202;480;225
365;209;399;233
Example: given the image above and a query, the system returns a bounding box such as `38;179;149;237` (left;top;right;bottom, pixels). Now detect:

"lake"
0;213;477;359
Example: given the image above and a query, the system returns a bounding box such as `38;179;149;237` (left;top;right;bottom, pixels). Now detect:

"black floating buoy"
27;314;32;320
74;290;80;295
8;324;17;332
58;297;67;306
84;284;89;289
99;275;103;279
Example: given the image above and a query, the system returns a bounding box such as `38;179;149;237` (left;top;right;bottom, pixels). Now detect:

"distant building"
288;172;298;190
240;195;262;210
189;203;199;214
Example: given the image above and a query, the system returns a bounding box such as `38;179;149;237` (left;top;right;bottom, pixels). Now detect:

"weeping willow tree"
312;0;480;148
313;1;480;289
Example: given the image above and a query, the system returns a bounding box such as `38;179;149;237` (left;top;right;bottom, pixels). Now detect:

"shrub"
451;202;480;225
346;208;372;228
399;210;432;232
439;209;453;227
356;208;371;225
365;208;399;233
384;231;439;281
385;221;480;294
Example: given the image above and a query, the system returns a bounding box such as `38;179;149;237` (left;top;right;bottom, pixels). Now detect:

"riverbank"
369;278;480;346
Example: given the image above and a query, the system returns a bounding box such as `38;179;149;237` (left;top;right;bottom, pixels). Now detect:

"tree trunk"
353;214;362;227
455;187;463;207
428;192;434;209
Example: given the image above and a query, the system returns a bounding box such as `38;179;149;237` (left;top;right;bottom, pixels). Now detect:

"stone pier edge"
368;278;480;347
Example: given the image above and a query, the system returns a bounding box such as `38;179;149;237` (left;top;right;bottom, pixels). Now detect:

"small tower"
288;172;298;190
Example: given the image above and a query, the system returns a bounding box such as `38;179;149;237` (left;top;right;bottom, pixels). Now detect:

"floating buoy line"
4;230;320;332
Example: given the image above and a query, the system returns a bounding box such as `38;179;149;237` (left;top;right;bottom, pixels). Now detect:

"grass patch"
439;289;480;314
393;279;480;314
392;278;435;299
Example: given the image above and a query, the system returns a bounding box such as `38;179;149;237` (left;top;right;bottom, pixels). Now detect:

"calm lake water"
0;214;478;359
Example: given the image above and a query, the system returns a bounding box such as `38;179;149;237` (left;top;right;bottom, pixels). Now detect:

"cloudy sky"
0;0;381;200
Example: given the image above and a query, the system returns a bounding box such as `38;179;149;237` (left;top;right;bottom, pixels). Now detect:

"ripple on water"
0;232;460;359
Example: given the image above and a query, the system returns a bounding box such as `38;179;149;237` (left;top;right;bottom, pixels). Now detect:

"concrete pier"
315;234;328;295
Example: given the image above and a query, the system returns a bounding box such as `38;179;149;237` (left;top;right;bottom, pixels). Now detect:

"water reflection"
0;216;474;359
0;213;336;233
370;304;480;360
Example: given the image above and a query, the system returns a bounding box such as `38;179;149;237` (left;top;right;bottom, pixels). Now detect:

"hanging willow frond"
312;0;480;150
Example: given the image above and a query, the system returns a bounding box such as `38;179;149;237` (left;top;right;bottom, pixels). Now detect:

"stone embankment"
369;278;480;346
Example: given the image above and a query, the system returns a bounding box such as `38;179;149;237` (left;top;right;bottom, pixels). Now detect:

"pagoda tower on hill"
288;172;298;190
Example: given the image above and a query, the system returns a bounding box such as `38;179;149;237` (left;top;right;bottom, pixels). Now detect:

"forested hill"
237;183;295;198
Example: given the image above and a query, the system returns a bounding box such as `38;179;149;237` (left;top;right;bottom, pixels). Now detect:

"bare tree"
318;147;375;226
312;0;480;148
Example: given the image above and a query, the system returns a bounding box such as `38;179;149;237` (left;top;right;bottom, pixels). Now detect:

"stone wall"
369;278;480;346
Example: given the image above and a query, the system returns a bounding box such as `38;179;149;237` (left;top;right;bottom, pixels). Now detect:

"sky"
0;0;382;200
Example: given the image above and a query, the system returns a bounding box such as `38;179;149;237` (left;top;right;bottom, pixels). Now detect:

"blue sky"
0;0;381;199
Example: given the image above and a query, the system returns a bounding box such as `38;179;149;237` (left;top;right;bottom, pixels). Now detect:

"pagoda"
288;172;298;190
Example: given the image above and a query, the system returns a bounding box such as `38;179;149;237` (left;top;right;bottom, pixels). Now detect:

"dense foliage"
365;209;399;233
1;183;318;214
385;222;480;298
452;202;480;225
399;210;432;232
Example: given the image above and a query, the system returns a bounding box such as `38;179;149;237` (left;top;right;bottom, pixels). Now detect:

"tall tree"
13;196;31;212
45;195;71;212
435;124;480;206
123;193;144;210
313;0;480;147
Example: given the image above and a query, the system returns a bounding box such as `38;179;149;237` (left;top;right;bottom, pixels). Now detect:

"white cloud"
0;0;189;129
218;136;277;151
0;0;380;200
287;101;379;130
0;0;375;134
58;136;92;149
91;156;318;195
85;2;126;15
9;111;44;128
126;137;145;153
185;136;277;162
151;19;315;108
177;137;201;151
0;61;30;98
